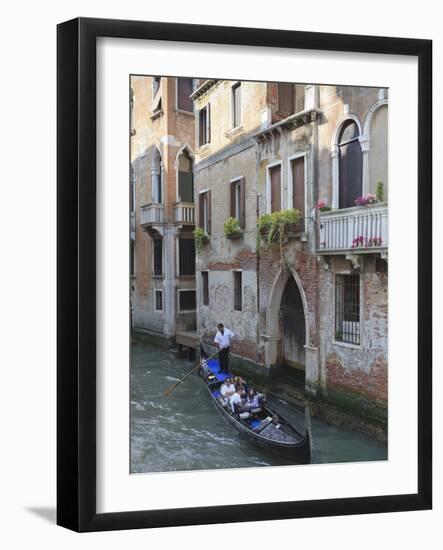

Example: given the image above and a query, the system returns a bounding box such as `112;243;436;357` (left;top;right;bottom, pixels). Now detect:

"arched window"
338;120;362;208
369;104;388;198
151;148;162;204
178;149;194;203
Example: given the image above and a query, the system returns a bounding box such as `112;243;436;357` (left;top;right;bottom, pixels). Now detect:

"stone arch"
265;267;310;367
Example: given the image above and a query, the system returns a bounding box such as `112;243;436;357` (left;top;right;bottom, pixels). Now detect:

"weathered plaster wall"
319;257;388;405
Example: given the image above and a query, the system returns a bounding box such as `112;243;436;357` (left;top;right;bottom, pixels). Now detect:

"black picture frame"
57;17;432;532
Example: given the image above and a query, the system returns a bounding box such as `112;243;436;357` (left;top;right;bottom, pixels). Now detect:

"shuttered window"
233;271;242;312
198;104;211;146
177;78;193;112
153;237;163;276
230;177;246;229
291;157;305;216
179;238;196;276
232;83;242;128
269;164;281;213
201;271;209;306
335;274;360;345
198;191;211;234
278;83;294;118
179;290;196;311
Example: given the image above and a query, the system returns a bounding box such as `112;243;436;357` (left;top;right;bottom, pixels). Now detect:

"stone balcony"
318;203;388;255
174;202;195;225
140;203;164;227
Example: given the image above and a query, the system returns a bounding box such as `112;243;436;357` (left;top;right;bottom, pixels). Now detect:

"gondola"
199;347;311;464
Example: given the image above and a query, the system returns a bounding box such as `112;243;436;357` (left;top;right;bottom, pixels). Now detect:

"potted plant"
376;181;384;202
354;193;378;207
257;208;300;249
193;227;209;253
317;201;332;213
223;217;243;239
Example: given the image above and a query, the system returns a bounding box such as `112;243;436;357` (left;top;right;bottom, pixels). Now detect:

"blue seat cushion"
212;390;221;398
206;358;231;382
248;418;261;430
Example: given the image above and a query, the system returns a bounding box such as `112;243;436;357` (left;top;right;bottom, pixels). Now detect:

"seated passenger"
246;387;261;411
220;377;235;406
230;385;247;415
233;376;248;395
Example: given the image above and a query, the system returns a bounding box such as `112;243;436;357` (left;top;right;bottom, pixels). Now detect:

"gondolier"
214;323;234;373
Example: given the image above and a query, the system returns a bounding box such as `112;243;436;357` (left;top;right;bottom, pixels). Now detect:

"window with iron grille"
179;238;196;276
177;78;193;112
153;237;163;277
154;290;163;311
201;271;209;306
335;274;360;344
199;104;211;146
232;83;242;128
233;271;242;312
179;290;196;311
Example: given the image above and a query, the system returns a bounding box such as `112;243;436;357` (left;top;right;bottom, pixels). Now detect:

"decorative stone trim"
190;79;219;100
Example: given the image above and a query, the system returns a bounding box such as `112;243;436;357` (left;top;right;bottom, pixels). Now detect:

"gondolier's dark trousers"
218;347;230;373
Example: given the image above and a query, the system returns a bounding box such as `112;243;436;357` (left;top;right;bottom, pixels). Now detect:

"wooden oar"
162;349;220;396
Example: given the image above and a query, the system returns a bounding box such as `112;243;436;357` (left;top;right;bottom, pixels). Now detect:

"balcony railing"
318;203;388;253
175;202;195;224
140;203;164;226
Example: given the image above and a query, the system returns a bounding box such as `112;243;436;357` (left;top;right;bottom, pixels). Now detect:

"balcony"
175;202;195;225
140;203;164;227
318;203;388;254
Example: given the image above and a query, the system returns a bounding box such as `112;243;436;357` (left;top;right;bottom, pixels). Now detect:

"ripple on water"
130;344;387;473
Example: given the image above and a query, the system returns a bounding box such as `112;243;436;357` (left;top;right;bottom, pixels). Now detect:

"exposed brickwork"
326;353;387;405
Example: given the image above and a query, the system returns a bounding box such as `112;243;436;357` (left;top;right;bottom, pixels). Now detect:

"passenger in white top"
220;378;236;406
214;323;234;373
229;386;246;414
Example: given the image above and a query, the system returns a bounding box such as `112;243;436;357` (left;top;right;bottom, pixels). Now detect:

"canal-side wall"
318;255;388;418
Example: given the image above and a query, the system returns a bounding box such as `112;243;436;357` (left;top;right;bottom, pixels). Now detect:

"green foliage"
223;217;242;238
376;181;384;202
257;208;300;249
193;227;209;254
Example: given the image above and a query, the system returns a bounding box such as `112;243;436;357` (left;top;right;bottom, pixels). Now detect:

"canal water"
130;344;387;473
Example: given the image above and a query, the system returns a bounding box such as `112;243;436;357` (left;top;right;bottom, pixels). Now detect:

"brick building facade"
191;80;388;411
130;76;199;342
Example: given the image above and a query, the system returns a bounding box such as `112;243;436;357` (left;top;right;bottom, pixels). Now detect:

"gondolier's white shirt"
214;328;234;350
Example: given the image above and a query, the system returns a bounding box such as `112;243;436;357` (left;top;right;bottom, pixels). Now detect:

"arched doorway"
279;277;306;371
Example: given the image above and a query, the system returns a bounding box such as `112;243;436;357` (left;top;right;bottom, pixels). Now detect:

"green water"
130;344;387;473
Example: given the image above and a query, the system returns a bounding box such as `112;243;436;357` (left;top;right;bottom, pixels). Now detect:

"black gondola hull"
199;348;311;464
